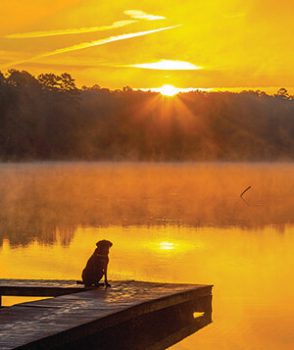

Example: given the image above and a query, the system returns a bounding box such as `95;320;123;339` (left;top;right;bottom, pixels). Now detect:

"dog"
82;240;113;287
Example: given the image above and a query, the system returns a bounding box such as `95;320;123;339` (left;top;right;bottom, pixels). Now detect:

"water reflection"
1;225;294;349
0;162;293;247
0;162;293;349
159;241;175;250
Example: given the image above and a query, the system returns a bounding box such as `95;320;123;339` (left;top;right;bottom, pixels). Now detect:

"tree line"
0;69;293;161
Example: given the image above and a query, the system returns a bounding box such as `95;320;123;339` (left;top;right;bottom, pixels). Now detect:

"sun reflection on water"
146;237;194;254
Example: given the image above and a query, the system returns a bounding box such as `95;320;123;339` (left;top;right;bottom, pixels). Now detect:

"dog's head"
96;240;113;254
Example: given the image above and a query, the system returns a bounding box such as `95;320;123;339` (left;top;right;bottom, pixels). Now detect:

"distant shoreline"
0;70;293;161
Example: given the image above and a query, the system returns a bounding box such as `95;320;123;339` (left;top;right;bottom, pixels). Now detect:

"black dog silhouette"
82;240;112;287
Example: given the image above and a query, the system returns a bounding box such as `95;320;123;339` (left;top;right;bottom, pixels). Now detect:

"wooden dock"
0;279;213;350
0;279;88;304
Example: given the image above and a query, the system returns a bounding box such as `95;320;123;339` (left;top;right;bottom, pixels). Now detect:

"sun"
159;84;179;96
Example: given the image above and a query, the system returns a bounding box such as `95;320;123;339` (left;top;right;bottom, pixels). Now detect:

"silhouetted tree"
38;73;76;92
275;88;290;100
0;69;293;161
59;73;77;92
38;73;62;91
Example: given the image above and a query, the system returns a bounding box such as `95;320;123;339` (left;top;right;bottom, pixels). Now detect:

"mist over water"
1;162;293;349
0;162;293;246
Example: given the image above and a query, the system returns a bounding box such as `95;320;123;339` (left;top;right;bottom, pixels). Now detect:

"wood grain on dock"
0;280;212;350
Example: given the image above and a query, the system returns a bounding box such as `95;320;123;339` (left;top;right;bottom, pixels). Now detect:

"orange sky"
0;0;293;91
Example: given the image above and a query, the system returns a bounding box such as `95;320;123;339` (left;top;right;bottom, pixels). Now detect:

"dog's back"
82;249;103;286
82;241;112;286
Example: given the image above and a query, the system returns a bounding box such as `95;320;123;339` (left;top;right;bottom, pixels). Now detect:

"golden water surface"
1;162;294;349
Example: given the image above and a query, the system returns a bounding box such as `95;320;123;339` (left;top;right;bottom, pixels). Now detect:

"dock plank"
0;279;88;297
0;280;212;350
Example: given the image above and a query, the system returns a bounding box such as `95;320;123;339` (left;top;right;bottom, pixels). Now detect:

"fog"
0;162;293;246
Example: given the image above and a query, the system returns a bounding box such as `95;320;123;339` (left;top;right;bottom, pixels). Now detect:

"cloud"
2;25;180;68
128;59;202;70
4;20;137;39
124;10;166;21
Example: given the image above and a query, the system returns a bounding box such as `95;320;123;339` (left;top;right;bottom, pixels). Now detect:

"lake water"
1;162;294;349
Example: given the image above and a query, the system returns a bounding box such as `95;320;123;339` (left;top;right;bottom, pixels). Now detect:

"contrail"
41;25;179;58
124;10;166;21
2;25;180;68
4;20;137;39
4;9;166;39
